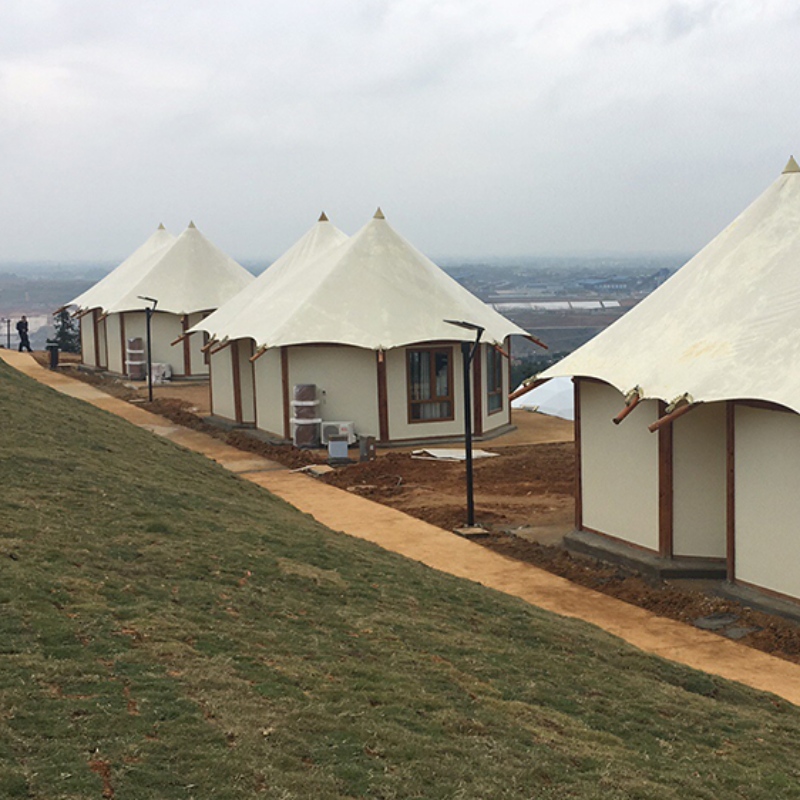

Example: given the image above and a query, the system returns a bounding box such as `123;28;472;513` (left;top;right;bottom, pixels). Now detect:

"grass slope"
1;360;799;800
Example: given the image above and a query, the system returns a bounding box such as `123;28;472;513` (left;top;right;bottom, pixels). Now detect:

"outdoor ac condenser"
321;421;356;445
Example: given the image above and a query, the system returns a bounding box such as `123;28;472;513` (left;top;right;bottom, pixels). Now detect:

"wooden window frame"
406;346;455;424
486;345;503;415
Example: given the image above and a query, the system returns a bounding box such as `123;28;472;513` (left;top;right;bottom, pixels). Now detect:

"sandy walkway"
4;348;800;706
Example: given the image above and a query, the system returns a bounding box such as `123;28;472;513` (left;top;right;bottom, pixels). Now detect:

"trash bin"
45;340;59;370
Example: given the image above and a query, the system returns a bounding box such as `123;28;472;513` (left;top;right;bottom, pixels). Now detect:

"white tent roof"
199;209;530;351
194;213;349;342
512;377;574;420
68;224;176;312
105;222;254;315
542;157;800;414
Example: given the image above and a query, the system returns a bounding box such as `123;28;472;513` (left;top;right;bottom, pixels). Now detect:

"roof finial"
374;207;385;220
783;155;800;174
318;211;329;222
157;222;166;230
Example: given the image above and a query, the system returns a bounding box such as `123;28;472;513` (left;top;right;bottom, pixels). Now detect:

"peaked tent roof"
105;222;254;315
201;210;530;351
542;157;800;414
194;213;349;342
68;224;176;312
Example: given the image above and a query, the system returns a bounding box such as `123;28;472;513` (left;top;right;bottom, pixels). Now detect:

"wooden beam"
208;336;230;356
524;333;548;350
612;394;641;425
648;401;699;433
231;341;243;424
249;344;269;363
376;349;390;443
281;347;291;440
491;343;510;359
181;315;192;377
574;378;582;530
658;399;674;559
726;401;736;583
200;337;218;354
508;377;549;402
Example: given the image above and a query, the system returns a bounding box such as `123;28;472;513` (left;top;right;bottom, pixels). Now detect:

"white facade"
579;380;660;551
212;341;513;444
734;405;800;600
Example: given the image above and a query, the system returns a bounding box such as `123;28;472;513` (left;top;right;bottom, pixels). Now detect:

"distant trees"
52;309;80;353
510;352;568;389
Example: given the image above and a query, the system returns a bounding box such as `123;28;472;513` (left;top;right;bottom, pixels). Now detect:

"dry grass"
2;359;800;799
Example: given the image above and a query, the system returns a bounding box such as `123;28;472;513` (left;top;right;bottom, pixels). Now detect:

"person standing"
16;316;32;352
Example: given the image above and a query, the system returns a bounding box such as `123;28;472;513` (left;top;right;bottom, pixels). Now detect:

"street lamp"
444;319;485;528
138;296;158;402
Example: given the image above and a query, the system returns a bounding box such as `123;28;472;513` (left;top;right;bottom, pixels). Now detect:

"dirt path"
6;349;800;706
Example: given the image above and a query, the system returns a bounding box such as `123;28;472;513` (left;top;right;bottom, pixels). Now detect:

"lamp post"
444;319;485;528
138;296;158;402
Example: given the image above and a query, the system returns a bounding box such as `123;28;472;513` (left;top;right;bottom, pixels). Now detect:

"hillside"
1;360;800;799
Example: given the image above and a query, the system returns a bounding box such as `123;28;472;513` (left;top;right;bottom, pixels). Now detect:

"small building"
539;156;800;608
194;210;537;445
69;222;253;378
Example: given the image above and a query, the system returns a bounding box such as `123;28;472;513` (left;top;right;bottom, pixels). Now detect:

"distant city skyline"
1;1;798;262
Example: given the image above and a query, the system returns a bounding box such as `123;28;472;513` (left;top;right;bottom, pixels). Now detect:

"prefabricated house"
539;156;800;607
69;222;253;378
194;210;537;445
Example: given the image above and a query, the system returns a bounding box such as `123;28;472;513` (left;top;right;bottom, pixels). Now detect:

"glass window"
487;346;503;413
407;347;453;422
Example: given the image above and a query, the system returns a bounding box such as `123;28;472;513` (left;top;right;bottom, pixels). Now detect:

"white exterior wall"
210;347;236;422
735;405;800;600
106;314;124;374
385;344;466;442
187;312;210;376
288;346;380;438
672;402;727;558
80;314;97;367
580;380;660;551
253;349;284;436
151;313;184;374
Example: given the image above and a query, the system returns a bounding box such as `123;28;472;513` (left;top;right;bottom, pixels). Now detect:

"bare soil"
45;357;800;666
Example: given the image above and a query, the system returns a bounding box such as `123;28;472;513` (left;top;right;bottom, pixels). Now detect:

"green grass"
1;359;800;799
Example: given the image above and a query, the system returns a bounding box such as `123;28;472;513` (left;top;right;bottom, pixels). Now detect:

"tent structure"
194;213;350;424
192;209;537;444
540;156;800;606
68;222;253;378
69;224;176;371
511;376;574;420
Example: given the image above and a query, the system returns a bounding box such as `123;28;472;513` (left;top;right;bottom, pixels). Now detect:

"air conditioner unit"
321;421;356;445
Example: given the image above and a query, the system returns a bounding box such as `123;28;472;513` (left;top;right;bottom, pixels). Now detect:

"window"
407;347;454;422
487;345;503;414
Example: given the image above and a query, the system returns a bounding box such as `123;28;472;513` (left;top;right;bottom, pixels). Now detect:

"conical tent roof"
204;210;529;351
542;158;800;414
105;222;254;315
68;224;176;312
194;213;349;342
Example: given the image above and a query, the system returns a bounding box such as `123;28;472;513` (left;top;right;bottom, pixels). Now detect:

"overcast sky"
1;0;799;263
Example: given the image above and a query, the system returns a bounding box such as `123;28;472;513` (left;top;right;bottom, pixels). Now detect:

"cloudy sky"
1;0;799;262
